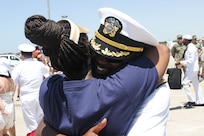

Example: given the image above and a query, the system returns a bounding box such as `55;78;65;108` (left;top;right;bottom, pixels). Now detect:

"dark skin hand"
175;61;185;68
82;118;107;136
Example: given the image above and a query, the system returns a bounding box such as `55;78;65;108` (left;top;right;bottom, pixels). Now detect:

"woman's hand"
83;118;107;136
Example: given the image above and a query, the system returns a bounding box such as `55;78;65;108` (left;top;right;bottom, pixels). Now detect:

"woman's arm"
144;44;170;81
35;118;107;136
0;97;9;115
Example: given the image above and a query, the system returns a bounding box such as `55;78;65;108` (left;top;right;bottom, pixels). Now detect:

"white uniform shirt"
12;58;49;96
180;43;199;73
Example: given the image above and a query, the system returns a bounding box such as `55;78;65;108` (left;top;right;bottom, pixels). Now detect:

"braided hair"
24;15;90;80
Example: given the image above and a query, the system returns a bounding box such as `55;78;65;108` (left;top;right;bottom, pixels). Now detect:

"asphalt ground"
13;55;204;136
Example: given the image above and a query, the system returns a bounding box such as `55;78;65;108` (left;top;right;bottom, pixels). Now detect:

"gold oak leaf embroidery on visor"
101;48;130;57
91;37;130;57
91;37;101;51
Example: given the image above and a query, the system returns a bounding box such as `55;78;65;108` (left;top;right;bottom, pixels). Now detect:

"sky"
0;0;204;54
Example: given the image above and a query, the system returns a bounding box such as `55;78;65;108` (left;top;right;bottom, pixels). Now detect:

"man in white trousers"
176;35;204;108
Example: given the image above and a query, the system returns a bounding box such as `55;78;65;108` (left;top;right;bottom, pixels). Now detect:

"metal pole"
47;0;50;19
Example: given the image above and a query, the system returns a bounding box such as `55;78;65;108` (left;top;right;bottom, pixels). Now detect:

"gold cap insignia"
103;17;121;37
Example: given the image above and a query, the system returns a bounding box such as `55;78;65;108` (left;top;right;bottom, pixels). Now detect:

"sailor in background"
176;35;204;108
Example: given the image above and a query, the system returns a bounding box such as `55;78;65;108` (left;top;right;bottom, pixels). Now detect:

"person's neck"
22;56;32;60
84;70;92;79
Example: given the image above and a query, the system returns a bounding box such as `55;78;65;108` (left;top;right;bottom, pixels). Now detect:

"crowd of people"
172;34;204;108
0;6;204;136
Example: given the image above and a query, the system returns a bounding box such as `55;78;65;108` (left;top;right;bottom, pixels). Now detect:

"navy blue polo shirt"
39;56;158;136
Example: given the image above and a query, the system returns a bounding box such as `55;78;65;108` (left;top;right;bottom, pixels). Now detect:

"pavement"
13;55;204;136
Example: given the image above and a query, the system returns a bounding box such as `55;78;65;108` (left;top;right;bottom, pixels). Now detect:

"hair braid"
25;15;90;79
25;15;62;49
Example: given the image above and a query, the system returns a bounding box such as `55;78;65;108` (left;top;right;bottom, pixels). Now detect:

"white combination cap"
90;7;158;60
183;35;192;40
98;7;158;46
18;44;35;52
0;57;11;77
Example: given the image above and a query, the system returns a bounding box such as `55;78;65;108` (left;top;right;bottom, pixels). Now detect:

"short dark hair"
21;51;33;58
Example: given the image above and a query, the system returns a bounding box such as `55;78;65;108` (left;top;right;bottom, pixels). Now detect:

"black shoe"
184;102;195;108
193;103;204;106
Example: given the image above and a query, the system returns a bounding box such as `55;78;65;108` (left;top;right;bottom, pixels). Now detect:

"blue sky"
1;0;204;54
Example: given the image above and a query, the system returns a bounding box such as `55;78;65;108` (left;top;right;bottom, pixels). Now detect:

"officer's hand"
175;61;180;65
